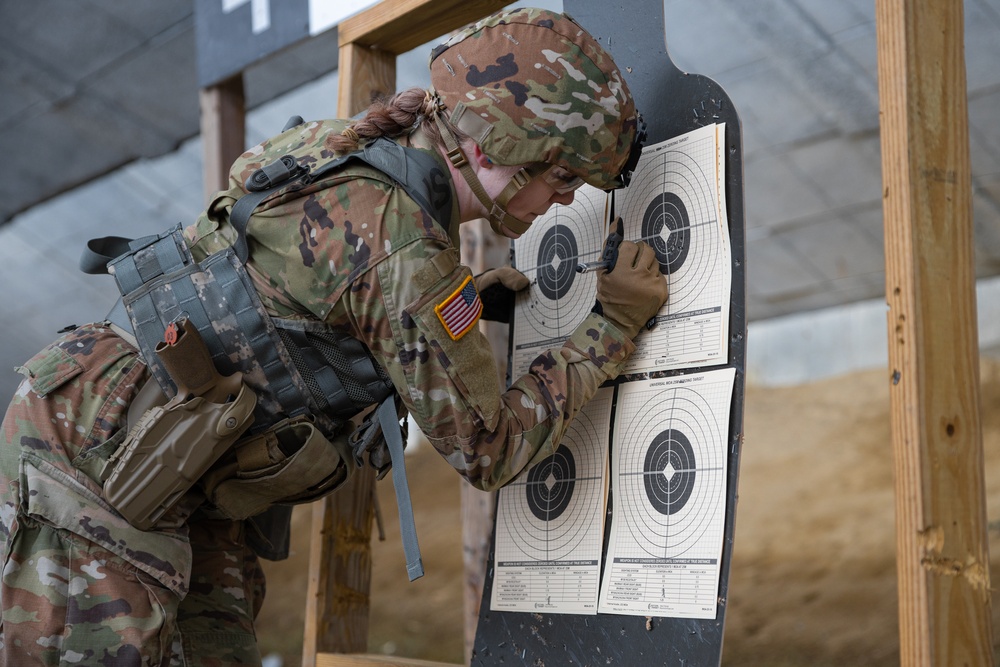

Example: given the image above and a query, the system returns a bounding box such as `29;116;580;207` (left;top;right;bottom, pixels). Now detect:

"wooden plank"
460;484;494;664
457;216;508;663
198;75;245;204
309;6;516;664
338;0;509;54
337;43;396;116
302;470;378;666
303;35;399;667
317;653;459;667
874;1;992;665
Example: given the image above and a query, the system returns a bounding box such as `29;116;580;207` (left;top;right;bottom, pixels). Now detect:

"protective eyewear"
537;164;585;194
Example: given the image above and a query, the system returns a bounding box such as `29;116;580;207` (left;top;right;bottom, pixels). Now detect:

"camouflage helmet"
429;8;641;192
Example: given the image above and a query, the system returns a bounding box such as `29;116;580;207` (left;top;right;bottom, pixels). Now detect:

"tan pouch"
205;417;353;520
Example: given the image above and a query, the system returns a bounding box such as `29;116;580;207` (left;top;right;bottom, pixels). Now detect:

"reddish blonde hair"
327;87;464;153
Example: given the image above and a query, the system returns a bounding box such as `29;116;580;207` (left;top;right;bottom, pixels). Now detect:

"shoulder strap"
229;137;453;266
229;155;310;264
377;395;423;581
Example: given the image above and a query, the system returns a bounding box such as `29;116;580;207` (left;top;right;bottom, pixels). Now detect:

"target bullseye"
536;224;579;301
642;192;690;275
526;444;577;521
642;428;696;516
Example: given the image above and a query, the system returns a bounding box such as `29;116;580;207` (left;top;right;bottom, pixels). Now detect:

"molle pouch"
102;383;257;530
203;416;353;520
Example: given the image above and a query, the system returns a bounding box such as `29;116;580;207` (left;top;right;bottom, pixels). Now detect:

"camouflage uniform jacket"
184;119;635;491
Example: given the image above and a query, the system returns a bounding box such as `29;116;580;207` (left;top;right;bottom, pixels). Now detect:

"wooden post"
337;44;396;118
303;469;378;662
460;485;494;663
457;219;510;662
302;41;397;667
304;3;509;665
875;1;992;665
199;75;245;203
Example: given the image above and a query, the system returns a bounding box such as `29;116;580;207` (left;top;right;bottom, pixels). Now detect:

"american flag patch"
434;275;483;340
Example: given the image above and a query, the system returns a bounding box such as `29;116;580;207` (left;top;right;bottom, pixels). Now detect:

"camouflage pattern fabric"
0;326;263;665
0;48;639;660
188;120;636;490
168;517;265;667
429;7;639;190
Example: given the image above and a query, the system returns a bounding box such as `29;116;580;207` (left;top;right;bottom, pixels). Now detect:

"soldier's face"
506;169;577;224
480;164;577;239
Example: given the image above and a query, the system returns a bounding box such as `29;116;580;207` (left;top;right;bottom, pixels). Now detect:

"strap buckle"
445;146;468;169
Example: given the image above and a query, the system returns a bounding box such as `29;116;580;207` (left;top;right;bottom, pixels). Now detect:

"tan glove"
594;241;669;339
475;266;530;323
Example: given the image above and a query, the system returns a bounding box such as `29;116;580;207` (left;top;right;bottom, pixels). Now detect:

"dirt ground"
254;357;1000;666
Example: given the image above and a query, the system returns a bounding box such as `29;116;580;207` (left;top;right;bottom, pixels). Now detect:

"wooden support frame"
875;0;992;664
306;2;507;665
188;1;992;665
456;219;509;664
337;0;512;53
199;75;245;204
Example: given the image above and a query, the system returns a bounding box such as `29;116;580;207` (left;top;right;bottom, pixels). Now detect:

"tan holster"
102;317;262;530
200;416;353;520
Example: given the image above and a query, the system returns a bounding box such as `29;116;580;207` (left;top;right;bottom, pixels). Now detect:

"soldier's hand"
475;266;529;323
594;241;668;339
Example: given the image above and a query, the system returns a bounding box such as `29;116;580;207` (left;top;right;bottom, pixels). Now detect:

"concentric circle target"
495;391;611;562
616;386;725;558
618;135;722;312
535;224;579;301
642;429;696;515
525;445;577;521
513;186;607;340
642;192;690;275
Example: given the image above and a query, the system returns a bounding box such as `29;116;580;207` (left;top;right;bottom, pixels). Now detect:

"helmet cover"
429;8;639;190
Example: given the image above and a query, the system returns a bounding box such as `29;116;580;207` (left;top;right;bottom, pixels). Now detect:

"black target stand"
472;1;746;664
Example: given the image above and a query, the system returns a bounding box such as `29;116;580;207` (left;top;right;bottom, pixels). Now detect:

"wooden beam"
302;38;398;667
337;43;396;117
308;4;519;663
302;472;377;663
460;485;494;662
457;219;508;662
338;0;508;54
875;1;992;665
199;75;245;204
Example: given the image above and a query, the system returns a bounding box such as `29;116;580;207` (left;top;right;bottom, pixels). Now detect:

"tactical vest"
83;130;451;578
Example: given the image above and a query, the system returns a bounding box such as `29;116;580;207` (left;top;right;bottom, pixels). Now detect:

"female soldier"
0;7;667;665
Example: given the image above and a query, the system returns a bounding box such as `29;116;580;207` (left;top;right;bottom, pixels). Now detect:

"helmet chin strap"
433;114;535;236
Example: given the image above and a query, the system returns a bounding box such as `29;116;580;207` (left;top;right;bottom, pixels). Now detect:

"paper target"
496;388;611;562
618;129;722;313
491;388;613;615
599;369;735;619
615;125;732;373
615;383;725;558
511;186;609;378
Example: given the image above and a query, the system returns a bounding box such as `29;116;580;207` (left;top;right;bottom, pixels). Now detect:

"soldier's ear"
472;144;493;169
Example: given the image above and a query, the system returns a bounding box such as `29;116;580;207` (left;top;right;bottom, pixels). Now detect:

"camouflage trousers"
0;324;266;666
